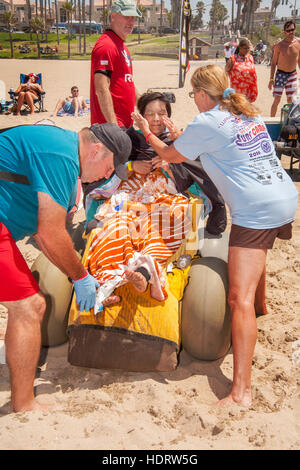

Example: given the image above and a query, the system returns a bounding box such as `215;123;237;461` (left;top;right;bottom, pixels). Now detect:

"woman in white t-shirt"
224;44;232;62
131;64;298;408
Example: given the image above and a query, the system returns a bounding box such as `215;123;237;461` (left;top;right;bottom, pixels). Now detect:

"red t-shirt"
90;29;135;128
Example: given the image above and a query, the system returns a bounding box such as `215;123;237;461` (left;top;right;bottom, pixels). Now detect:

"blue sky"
164;0;298;24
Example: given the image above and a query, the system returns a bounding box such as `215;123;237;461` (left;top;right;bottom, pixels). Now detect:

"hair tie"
223;88;235;99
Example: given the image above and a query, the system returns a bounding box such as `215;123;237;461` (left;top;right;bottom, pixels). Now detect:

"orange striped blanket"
85;169;192;308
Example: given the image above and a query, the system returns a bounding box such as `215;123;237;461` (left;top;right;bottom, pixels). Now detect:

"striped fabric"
85;170;192;302
273;70;298;97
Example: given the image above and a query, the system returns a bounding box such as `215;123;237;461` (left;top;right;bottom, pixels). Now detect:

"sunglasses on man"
285;28;295;33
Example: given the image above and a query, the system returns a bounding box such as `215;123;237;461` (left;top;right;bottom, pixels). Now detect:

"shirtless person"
53;86;88;117
269;20;300;116
15;73;44;115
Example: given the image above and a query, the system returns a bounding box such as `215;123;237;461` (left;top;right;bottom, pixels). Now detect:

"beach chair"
0;80;14;113
30;193;231;372
0;80;6;113
9;73;46;113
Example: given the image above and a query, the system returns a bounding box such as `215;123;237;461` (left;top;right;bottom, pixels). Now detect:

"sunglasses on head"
285;28;295;33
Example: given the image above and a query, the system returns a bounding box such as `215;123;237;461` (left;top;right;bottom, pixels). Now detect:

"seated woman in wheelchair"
82;93;226;310
15;73;44;115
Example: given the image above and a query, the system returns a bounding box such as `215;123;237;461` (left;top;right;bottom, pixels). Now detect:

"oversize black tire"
181;257;231;361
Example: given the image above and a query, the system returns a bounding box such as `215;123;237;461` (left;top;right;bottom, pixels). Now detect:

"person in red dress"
225;38;258;103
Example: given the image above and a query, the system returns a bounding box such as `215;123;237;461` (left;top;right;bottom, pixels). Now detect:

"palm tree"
26;0;32;25
210;0;228;42
54;0;60;44
82;0;86;54
62;1;74;58
235;0;242;33
77;0;82;54
103;7;109;29
137;3;146;44
191;1;205;30
4;10;17;58
44;0;48;42
30;16;45;59
171;0;180;30
266;0;280;43
90;0;95;35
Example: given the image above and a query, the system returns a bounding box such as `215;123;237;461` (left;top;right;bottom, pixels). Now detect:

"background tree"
210;0;228;41
102;7;109;29
77;0;82;54
234;0;242;33
26;0;33;39
26;0;32;26
44;0;48;42
137;3;146;43
30;16;45;59
4;10;17;58
265;0;280;43
171;0;180;30
82;0;86;54
62;1;74;58
238;0;261;36
191;1;205;30
54;0;60;44
90;0;94;35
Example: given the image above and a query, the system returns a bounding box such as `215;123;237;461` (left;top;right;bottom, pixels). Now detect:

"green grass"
0;32;195;60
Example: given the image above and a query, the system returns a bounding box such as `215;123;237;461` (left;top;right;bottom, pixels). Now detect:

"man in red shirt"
90;0;141;128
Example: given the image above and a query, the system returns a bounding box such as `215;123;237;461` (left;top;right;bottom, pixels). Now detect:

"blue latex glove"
73;272;100;312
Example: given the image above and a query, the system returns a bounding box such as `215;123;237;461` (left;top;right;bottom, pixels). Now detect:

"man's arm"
34;192;86;281
269;45;279;90
81;97;88;110
94;72;118;124
225;57;233;74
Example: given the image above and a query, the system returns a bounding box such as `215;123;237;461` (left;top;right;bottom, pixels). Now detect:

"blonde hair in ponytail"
191;64;260;118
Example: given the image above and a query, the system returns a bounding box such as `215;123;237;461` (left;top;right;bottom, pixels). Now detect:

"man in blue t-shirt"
0;122;131;412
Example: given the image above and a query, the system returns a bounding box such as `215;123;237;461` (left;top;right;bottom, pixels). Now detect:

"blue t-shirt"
174;106;298;229
0;125;79;240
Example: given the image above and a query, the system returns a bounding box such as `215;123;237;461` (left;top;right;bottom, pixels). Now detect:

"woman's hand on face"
132;160;152;174
152;156;169;171
162;116;182;140
131;112;150;135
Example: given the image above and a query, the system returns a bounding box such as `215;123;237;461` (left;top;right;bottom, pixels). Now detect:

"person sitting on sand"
15;73;45;116
52;86;88;117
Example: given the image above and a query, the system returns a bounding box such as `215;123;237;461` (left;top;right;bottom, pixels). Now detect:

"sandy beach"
0;58;299;451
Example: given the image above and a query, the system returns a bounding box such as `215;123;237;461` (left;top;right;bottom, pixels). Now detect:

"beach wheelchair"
9;73;46;113
31;183;232;372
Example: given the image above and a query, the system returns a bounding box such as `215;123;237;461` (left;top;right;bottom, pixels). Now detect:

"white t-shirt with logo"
174;105;298;229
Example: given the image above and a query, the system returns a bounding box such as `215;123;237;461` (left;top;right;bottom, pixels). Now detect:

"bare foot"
12;399;54;413
125;269;148;293
102;295;120;307
214;391;252;408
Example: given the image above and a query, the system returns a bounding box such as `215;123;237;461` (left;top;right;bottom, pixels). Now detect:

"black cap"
90;123;132;180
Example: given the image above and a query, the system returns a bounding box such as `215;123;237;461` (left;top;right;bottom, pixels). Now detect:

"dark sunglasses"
285;28;295;33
